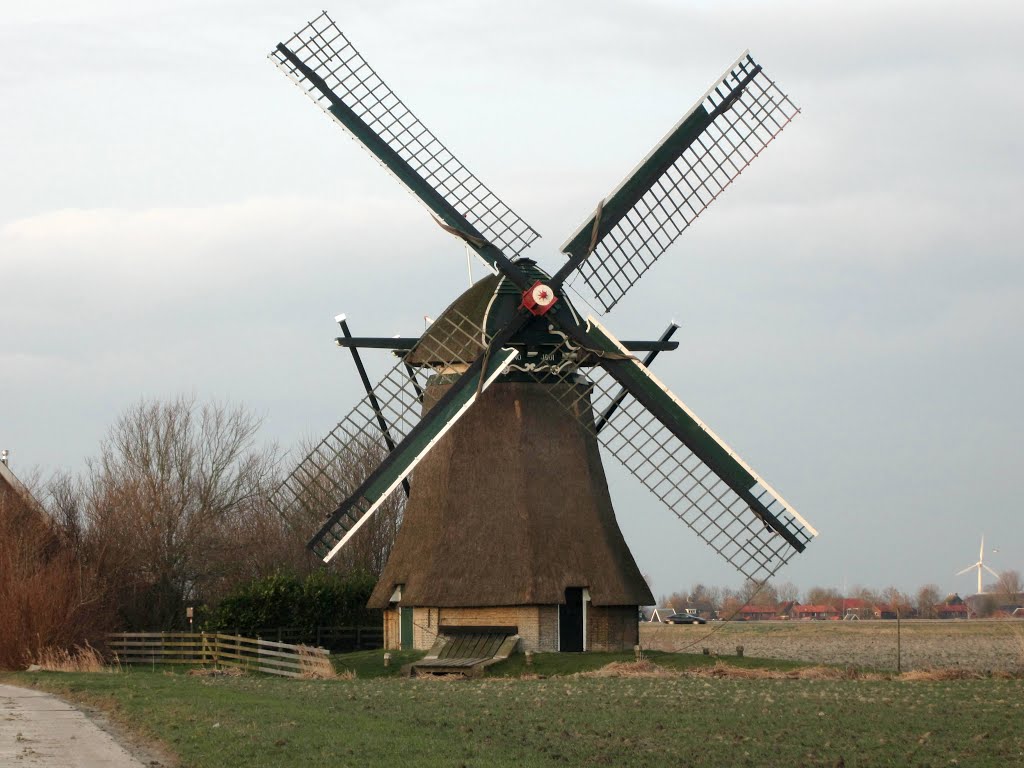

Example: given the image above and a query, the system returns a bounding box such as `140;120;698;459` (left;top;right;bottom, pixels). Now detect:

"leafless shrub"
0;485;113;670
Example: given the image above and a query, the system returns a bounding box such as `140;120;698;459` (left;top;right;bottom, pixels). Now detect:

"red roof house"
738;605;778;621
793;604;839;620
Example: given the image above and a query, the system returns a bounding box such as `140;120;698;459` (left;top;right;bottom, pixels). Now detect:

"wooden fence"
107;632;331;678
222;625;383;652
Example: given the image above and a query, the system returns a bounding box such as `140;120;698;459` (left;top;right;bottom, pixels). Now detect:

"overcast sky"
3;0;1022;601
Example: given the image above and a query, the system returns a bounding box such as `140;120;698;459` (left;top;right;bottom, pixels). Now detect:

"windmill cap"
405;263;582;367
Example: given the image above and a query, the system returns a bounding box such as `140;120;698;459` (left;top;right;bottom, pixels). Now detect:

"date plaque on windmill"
268;12;818;654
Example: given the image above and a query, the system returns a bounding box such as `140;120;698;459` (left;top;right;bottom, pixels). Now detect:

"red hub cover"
520;281;558;316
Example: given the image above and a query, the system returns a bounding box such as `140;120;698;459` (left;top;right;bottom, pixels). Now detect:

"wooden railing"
107;632;331;678
220;625;384;652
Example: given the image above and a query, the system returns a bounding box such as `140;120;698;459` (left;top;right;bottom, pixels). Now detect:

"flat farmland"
7;667;1023;767
641;619;1024;672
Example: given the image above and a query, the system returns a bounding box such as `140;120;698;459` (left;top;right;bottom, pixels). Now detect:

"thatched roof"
368;379;654;609
0;459;39;510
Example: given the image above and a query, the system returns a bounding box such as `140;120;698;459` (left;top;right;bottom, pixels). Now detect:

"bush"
205;570;379;634
0;486;113;669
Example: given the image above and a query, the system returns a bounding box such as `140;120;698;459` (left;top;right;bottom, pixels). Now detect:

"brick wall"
587;605;639;652
381;604;637;652
381;605;559;651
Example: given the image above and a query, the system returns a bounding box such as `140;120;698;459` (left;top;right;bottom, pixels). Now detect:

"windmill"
956;535;1000;595
268;13;818;652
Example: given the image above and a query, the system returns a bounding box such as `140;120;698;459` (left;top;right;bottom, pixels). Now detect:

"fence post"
896;607;902;675
356;626;362;650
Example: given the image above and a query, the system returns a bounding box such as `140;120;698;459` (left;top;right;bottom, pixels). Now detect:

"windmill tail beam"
595;321;680;434
334;336;680;353
337;317;410;499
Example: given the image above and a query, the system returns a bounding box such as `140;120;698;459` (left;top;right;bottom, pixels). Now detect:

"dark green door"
400;607;414;650
559;588;584;652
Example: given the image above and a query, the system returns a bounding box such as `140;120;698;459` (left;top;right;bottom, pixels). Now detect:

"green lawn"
4;654;1022;767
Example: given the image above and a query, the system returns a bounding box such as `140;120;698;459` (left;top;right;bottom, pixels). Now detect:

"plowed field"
640;619;1024;672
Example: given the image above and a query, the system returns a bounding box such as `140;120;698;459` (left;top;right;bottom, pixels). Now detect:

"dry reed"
577;660;676;679
33;643;111;673
186;667;245;677
297;645;337;679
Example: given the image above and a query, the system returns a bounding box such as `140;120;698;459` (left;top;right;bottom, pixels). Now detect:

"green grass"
4;655;1023;767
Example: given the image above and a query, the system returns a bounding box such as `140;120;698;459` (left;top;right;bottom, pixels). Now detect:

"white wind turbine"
956;535;1000;594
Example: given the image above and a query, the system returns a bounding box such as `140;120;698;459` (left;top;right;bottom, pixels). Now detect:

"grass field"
4;647;1023;768
642;619;1024;673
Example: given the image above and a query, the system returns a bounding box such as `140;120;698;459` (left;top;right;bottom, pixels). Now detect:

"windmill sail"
530;316;817;583
560;52;800;313
270;12;540;263
268;16;818;590
271;310;517;561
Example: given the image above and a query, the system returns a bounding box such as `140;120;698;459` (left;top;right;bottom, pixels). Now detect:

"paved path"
0;684;144;767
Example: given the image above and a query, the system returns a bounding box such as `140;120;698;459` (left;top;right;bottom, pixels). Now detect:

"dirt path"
0;683;145;767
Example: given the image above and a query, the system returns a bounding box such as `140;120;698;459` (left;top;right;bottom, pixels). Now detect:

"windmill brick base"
382;605;639;653
368;375;653;653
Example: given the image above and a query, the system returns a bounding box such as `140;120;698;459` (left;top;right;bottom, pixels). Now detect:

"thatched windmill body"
269;13;819;652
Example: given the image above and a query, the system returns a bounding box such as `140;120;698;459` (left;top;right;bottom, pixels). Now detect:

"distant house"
739;605;778;621
793;604;839;620
935;603;970;619
873;603;915;620
679;601;716;620
777;600;797;619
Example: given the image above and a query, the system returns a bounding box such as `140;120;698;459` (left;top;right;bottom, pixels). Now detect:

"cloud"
1;0;1022;595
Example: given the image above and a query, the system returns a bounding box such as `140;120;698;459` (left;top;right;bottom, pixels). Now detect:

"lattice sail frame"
564;52;801;313
533;319;817;583
270;310;506;561
270;12;540;259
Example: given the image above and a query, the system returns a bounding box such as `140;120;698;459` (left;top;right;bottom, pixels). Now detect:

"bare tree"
995;570;1022;604
738;579;778;607
282;430;405;578
880;586;911;614
776;580;799;603
915;584;941;619
83;396;279;629
805;586;841;607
